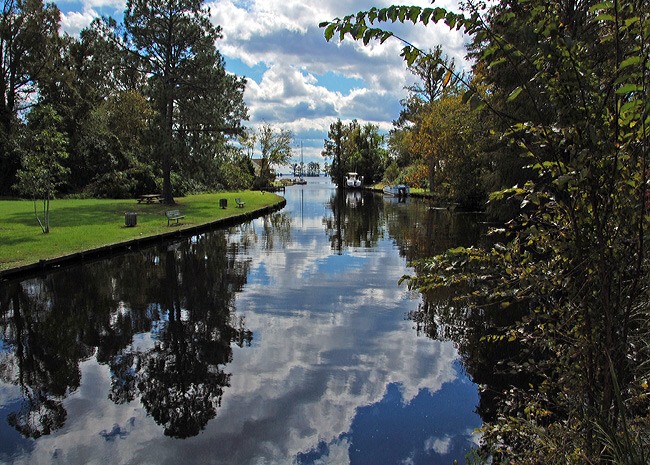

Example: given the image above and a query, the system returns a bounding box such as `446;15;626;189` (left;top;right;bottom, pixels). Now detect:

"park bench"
165;210;185;226
235;198;245;208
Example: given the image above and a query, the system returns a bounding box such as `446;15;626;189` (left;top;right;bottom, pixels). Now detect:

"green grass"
0;191;283;271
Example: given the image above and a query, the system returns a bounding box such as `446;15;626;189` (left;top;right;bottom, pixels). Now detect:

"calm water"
0;179;484;465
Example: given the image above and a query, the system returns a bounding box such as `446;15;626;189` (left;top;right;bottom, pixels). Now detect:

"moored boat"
383;184;410;197
344;172;363;188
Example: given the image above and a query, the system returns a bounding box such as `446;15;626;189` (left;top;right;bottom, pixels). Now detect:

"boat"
383;184;410;197
344;172;363;188
293;178;307;185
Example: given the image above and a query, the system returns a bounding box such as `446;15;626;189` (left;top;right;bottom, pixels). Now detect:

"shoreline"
0;197;286;283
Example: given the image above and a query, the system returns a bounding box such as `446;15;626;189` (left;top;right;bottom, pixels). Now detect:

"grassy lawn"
0;191;283;271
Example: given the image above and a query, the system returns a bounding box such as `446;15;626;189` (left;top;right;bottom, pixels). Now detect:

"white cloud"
58;0;470;165
59;0;126;35
80;0;125;9
60;10;97;36
208;0;470;164
425;435;452;455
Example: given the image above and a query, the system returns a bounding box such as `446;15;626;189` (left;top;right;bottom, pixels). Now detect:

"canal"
0;178;485;465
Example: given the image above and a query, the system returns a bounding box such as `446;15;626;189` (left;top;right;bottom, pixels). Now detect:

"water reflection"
0;179;484;465
399;209;529;426
1;231;255;440
324;189;384;251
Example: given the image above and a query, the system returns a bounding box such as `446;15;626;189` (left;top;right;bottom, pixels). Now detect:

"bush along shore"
0;192;285;280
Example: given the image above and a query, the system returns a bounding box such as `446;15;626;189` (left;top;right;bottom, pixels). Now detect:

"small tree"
255;123;293;187
14;105;69;233
322;119;345;186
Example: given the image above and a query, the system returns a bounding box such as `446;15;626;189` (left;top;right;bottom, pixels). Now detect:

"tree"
322;119;387;186
119;0;246;204
258;123;293;165
395;45;457;130
322;2;650;462
174;42;248;192
322;118;345;186
391;47;479;199
80;90;157;198
14;104;69;233
0;0;62;195
352;121;387;185
307;161;320;176
27;20;152;199
254;123;293;187
402;90;487;209
238;126;256;159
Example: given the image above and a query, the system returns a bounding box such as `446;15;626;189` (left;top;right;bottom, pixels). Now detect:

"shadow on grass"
6;202;166;228
0;233;41;247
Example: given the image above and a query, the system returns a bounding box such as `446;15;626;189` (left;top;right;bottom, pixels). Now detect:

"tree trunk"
162;119;174;204
44;192;50;233
161;79;175;205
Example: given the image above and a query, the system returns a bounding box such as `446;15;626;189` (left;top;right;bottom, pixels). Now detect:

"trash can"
219;198;227;209
125;212;137;227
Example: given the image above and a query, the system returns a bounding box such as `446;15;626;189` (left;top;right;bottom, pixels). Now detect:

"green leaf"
595;13;616;22
323;23;336;41
461;89;475;105
379;31;393;44
507;86;523;102
616;83;643;95
554;174;574;189
398;7;407;22
386;6;398;22
402;46;420;66
362;29;372;46
489;57;508;68
469;93;486;111
445;12;457;29
588;1;613;13
420;8;433;25
620;99;643;115
619;55;642;69
409;7;421;23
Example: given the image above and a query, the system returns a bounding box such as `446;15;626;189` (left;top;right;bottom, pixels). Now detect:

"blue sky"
57;0;468;166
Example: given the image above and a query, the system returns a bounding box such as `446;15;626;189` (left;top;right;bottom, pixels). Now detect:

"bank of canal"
0;179;484;465
0;192;285;281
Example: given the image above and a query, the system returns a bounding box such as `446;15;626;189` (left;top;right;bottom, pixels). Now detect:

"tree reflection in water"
385;203;536;424
323;188;513;424
8;390;66;439
323;189;384;252
0;224;265;439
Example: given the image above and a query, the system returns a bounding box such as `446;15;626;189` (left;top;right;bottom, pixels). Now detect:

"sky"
56;0;469;167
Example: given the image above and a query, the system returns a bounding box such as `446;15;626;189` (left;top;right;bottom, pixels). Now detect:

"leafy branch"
319;4;549;143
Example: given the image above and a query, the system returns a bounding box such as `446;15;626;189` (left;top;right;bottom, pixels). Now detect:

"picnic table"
137;194;163;204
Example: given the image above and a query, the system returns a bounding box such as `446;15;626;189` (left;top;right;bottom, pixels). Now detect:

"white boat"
345;172;363;188
383;184;410;197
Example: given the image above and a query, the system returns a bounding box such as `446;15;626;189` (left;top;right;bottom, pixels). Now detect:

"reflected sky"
0;179;481;465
